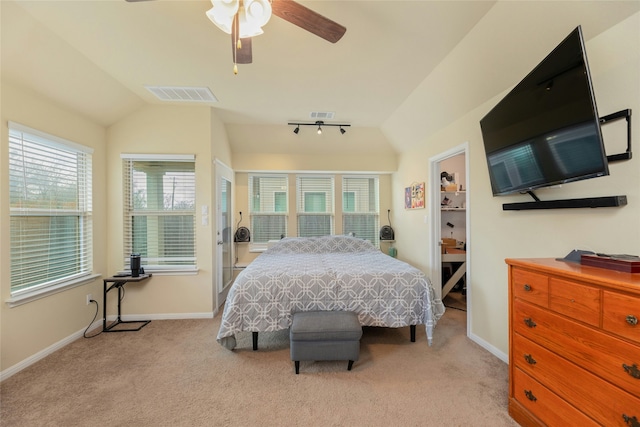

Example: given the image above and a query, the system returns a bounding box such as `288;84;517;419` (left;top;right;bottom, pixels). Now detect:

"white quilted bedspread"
217;235;445;350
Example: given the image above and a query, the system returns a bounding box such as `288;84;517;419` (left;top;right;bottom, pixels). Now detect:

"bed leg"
252;332;258;351
410;325;416;342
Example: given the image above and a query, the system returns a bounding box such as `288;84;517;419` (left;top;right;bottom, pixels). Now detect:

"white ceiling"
2;1;639;156
2;0;497;155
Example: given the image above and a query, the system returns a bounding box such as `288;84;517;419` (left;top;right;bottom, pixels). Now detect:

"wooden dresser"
506;258;640;427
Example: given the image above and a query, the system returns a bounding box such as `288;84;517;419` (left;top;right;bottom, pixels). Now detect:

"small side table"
103;274;152;332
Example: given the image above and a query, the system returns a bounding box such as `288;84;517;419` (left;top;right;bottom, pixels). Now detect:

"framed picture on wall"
405;182;425;209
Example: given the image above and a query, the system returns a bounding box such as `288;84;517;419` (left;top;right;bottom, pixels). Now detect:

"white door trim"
429;142;471;333
214;158;234;310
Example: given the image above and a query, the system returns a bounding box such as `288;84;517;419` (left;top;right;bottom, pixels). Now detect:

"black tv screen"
480;26;608;196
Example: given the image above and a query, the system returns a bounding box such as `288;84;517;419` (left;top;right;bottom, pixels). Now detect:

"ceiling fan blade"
271;0;346;44
232;36;253;64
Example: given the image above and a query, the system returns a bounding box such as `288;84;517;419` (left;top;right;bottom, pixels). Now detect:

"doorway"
215;160;234;309
429;143;469;319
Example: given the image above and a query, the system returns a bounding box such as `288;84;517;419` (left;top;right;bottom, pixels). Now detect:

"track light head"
317;126;322;135
340;126;346;135
293;126;299;134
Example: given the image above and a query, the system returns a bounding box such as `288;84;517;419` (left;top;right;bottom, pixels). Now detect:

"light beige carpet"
0;309;517;427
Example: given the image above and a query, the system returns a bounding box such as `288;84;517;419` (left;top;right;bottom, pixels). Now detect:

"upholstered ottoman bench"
290;310;362;374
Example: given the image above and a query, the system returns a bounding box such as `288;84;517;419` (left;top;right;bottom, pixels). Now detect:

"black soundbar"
503;195;627;211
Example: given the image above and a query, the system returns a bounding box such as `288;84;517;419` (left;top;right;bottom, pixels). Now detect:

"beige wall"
1;82;108;371
0;91;232;373
106;105;231;318
389;11;640;358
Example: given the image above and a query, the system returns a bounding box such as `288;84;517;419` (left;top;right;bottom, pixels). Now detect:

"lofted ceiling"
1;0;496;155
2;1;639;156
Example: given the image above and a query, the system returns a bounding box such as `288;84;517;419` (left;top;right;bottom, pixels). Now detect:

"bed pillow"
267;235;377;254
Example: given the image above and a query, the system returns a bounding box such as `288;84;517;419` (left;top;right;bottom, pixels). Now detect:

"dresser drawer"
603;290;640;345
512;268;549;307
513;299;640;397
514;333;640;426
513;368;598;427
549;278;600;327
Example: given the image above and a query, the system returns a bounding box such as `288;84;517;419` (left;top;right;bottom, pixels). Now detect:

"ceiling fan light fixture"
237;6;264;38
210;0;239;16
206;7;234;34
244;0;272;27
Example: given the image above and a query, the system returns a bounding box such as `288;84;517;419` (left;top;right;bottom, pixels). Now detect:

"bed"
217;235;445;350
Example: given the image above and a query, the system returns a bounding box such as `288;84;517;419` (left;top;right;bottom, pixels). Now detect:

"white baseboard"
114;312;214;321
0;312;215;382
468;331;508;364
0;320;101;382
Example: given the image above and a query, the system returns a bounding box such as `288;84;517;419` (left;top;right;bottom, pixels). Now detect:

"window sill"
116;268;199;276
6;273;102;308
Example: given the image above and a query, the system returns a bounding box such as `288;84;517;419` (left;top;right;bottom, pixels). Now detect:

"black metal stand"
103;274;152;332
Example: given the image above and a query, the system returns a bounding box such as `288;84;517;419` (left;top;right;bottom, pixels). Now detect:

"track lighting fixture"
288;121;351;135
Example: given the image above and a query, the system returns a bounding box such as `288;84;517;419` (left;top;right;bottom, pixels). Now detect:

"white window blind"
249;174;288;247
342;176;379;245
297;175;334;237
122;156;196;271
9;122;93;294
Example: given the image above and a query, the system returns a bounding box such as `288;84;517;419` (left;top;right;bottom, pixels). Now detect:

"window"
249;174;288;249
9;122;93;296
297;175;334;237
342;176;379;245
123;155;196;272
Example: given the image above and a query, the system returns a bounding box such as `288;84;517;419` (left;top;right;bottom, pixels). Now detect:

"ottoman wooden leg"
347;360;354;371
295;361;300;374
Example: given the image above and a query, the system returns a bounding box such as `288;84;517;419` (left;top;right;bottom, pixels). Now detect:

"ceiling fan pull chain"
233;13;239;74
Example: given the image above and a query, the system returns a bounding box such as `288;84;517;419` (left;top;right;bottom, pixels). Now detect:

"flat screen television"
479;25;609;197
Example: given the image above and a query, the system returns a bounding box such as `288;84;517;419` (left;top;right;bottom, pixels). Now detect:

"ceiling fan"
125;0;346;74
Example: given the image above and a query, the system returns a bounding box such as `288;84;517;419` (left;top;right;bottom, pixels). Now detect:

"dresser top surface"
506;258;640;294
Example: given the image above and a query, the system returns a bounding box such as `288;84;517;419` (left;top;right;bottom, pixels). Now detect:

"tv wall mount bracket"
601;108;632;163
503;108;632;211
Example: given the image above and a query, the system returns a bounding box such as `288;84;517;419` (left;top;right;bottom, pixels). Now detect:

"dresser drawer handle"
524;354;537;365
622;414;639;427
623;363;640;379
524;318;537;328
523;284;531;292
627;315;638;326
524;389;537;402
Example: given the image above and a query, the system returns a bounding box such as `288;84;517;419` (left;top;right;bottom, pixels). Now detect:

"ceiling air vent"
310;111;335;120
145;86;218;103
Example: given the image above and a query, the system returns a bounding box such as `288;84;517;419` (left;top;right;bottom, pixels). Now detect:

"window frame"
342;175;380;246
122;154;197;274
7;122;97;307
248;173;289;251
296;175;335;238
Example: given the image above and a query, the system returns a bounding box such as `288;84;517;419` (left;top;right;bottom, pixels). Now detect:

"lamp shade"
237;6;264;38
206;0;240;34
244;0;272;27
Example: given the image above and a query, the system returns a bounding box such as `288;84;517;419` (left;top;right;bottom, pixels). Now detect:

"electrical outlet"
86;293;93;305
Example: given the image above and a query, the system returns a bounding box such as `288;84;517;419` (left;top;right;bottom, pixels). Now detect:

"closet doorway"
429;143;469;319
